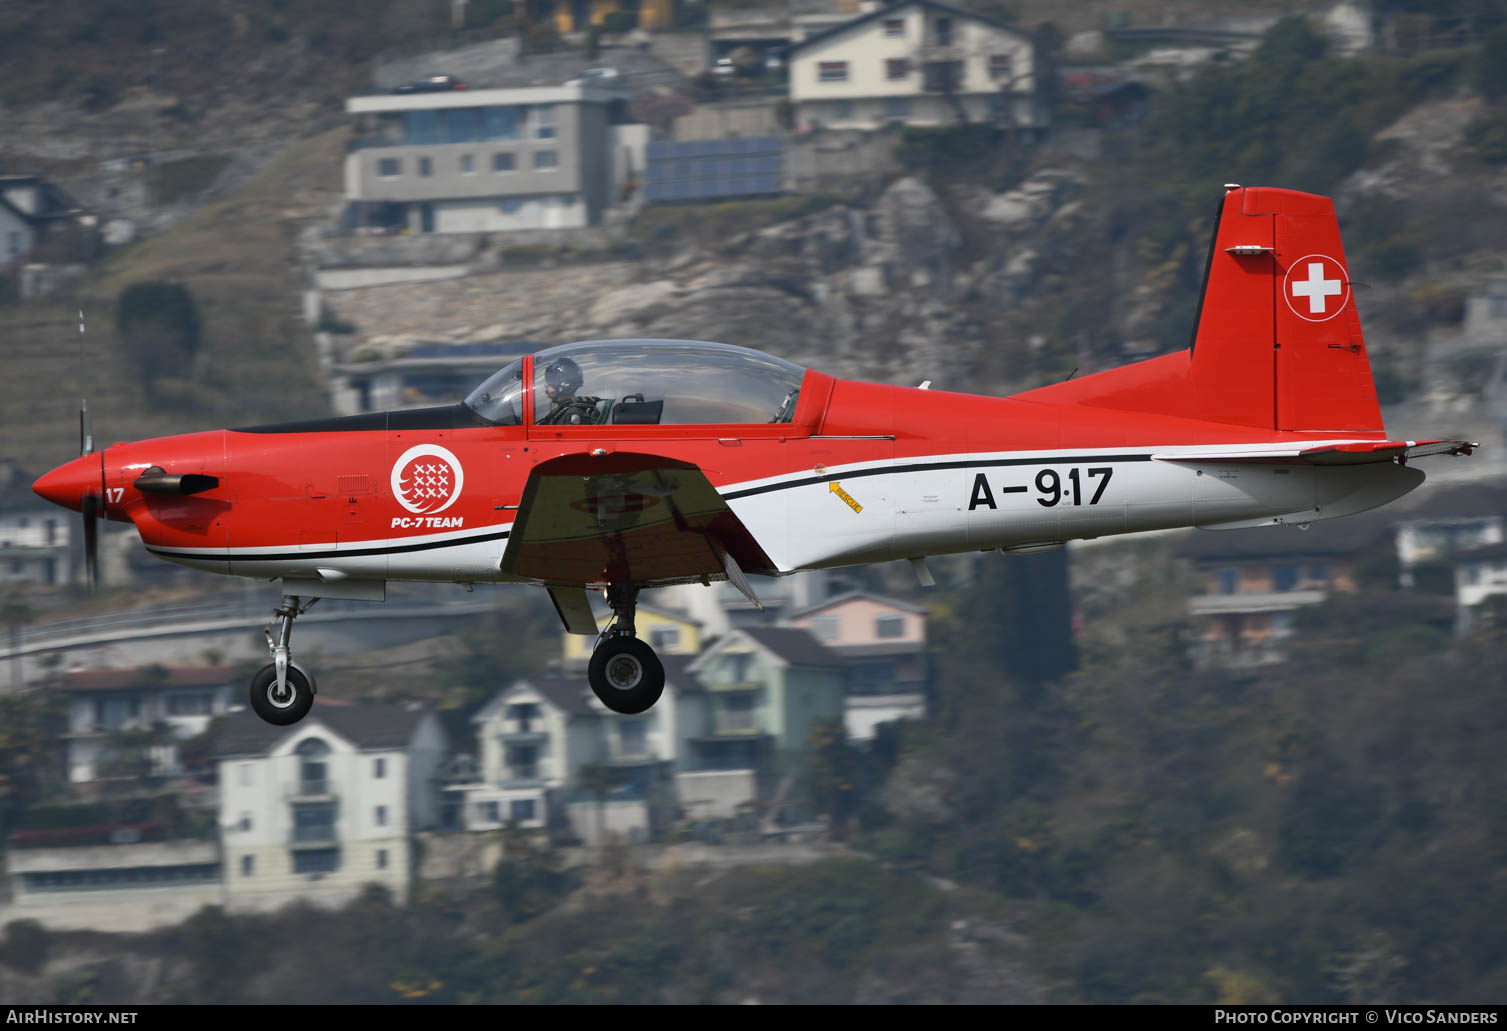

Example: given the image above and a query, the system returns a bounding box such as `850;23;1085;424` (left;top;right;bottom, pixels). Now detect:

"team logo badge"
1283;253;1350;323
391;445;464;515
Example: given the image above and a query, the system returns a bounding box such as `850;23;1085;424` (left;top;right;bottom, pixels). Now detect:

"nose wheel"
587;584;664;715
248;596;318;725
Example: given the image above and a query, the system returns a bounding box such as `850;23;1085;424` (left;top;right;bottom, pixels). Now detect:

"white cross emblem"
390;445;465;515
1291;261;1341;315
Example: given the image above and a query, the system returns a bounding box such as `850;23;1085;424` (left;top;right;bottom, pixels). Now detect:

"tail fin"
1022;186;1385;436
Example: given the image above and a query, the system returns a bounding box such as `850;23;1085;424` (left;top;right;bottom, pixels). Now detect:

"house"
59;665;238;784
543;0;679;33
456;663;695;844
1179;517;1393;668
784;590;927;741
1453;541;1507;633
1392;482;1507;584
677;626;846;818
343;79;638;234
0;480;72;587
0;174;94;266
5;812;222;932
216;702;447;910
560;599;703;671
787;0;1042;132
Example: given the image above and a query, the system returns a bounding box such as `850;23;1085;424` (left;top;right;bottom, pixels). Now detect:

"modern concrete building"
343;81;638;234
788;0;1042;131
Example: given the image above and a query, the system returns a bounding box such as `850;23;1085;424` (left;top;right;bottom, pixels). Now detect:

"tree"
115;281;200;394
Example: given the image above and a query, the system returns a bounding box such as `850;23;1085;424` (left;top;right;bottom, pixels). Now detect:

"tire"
587;637;664;715
248;662;316;726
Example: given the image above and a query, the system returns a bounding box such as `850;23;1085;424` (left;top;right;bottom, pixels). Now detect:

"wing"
501;451;777;588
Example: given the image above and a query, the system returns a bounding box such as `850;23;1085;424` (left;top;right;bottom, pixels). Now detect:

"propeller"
78;396;101;591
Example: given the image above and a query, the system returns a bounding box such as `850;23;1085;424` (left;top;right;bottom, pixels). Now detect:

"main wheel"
588;637;664;715
248;662;316;726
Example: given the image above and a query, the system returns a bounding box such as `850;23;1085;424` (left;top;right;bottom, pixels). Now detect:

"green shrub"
116;281;201;393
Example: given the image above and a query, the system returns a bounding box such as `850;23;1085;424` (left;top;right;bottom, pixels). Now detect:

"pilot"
542;356;592;425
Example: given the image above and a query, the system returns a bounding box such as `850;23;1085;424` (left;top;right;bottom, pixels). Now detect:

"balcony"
288;824;339;849
285;779;336;801
1187;589;1326;616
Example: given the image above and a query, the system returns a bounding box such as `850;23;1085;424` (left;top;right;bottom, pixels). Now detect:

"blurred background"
1;0;1506;1004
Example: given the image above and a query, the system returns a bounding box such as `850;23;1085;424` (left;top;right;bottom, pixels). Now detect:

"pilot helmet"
543;356;583;397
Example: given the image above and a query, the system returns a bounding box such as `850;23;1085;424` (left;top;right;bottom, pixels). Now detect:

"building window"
292;848;340;874
534;150;558;170
297;738;330;795
6;232;19;257
876;615;905;638
445;108;479;143
619;719;647;756
533;104;556;140
923;60;962;92
934;17;953;45
403;110;438;144
167;692;212;716
479;800;500;823
499;198;526;214
510;799;536;823
418;156;433;177
1216;568;1239;595
884;96;911;119
460;153;475;173
809;616;839;643
238;813;252;832
883;17;904;36
818;61;849;82
989;53;1014;81
886;58;910;81
507;702;541;731
241;855;253;876
507;745;539;780
1274;564;1299;592
374;757;386;779
293;805;335;843
377;849;389;869
375;805;388;827
649;626;681;651
1306;561;1328;584
834;100;853;119
493;152;516;172
377;158;401;178
483;106;519;141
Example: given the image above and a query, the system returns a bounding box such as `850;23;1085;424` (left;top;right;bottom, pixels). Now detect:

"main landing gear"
248;595;318;726
587;583;664;715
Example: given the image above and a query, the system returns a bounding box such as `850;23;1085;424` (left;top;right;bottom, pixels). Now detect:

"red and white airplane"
31;186;1475;725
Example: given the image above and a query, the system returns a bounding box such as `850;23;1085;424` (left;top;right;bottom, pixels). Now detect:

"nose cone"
33;454;101;513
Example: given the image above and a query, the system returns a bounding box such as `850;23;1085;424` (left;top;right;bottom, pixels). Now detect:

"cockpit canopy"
463;339;807;427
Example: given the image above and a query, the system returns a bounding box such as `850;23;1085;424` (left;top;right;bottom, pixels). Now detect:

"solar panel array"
643;136;784;204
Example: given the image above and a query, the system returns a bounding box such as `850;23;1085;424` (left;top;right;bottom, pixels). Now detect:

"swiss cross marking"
1291;261;1341;314
1283;254;1349;323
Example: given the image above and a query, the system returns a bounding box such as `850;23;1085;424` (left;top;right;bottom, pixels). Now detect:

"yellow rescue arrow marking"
828;481;862;513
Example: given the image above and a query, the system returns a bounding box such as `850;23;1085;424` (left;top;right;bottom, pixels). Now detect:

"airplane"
30;185;1476;726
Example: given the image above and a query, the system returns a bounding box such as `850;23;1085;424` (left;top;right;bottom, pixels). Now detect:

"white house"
216;702;447;910
788;0;1042;131
1453;542;1507;633
457;666;696;845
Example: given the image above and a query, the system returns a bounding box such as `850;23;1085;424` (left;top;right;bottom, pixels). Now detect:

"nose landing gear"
248;596;318;725
587;584;664;715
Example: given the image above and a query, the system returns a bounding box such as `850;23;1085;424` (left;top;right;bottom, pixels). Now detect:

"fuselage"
32;357;1423;589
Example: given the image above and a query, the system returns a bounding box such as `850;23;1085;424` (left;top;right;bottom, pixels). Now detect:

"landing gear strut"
249;595;318;726
587;583;664;715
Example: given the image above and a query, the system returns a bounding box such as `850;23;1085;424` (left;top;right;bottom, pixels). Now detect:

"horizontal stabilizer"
1155;440;1476;466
